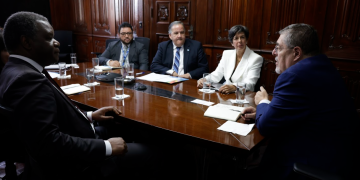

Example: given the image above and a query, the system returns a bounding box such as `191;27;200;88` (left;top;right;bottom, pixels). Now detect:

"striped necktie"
173;47;181;74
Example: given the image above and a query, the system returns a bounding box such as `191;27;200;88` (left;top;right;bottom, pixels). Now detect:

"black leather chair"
91;37;150;58
134;37;150;57
54;30;73;63
0;104;24;180
91;39;119;57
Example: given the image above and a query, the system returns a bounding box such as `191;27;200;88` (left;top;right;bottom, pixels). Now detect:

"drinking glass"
236;82;246;103
58;62;67;78
114;77;124;98
70;53;77;65
127;63;134;79
85;68;95;86
202;73;212;93
92;58;101;72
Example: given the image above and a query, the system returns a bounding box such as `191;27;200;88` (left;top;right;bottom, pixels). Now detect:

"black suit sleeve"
99;41;117;65
187;41;209;79
7;72;106;162
150;42;171;74
135;41;149;70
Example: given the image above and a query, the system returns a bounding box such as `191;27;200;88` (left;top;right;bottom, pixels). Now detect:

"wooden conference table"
53;62;265;154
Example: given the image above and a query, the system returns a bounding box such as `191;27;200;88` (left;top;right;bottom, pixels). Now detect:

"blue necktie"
173;47;181;74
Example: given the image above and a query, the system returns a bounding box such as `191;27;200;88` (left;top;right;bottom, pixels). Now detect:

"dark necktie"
42;69;90;122
173;47;181;74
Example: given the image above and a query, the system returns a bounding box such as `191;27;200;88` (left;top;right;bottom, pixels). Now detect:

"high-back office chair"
54;30;73;63
91;37;150;58
0;103;24;180
134;37;150;57
91;39;119;57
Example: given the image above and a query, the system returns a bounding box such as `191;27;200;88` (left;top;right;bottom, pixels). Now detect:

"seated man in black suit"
0;12;158;180
99;22;149;70
150;21;209;79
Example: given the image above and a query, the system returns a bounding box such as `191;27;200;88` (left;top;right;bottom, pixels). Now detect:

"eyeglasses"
273;45;293;53
120;32;133;36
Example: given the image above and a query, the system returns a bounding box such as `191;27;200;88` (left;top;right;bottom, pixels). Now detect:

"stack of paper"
136;73;188;84
217;121;255;136
44;64;72;69
204;104;245;121
60;84;90;95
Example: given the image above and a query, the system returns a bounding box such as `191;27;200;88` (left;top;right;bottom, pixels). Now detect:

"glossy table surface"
52;62;264;152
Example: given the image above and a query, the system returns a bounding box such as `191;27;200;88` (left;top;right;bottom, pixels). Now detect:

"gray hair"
279;23;320;56
168;21;185;34
228;25;249;43
3;11;48;52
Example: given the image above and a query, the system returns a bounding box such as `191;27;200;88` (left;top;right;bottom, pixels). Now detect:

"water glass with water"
70;53;77;65
127;63;134;79
92;58;101;73
202;73;212;93
236;82;246;103
85;68;95;86
114;77;124;98
58;62;67;78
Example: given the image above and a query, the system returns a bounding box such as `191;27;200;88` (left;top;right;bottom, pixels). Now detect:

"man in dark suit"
0;12;155;180
150;21;208;80
99;22;148;70
242;24;359;179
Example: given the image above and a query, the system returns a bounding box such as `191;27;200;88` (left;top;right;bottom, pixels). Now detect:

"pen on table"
136;72;144;75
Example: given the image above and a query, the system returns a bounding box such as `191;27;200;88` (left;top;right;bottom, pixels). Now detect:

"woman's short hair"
228;25;249;43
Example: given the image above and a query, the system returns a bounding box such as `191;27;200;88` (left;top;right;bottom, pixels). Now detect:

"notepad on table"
60;84;91;95
204;105;242;121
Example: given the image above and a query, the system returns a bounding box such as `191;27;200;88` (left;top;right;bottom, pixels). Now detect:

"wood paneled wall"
50;0;360;109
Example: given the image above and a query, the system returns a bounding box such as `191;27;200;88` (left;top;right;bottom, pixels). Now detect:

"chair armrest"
293;163;344;180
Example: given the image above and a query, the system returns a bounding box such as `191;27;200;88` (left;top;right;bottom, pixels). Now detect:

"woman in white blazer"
197;25;263;93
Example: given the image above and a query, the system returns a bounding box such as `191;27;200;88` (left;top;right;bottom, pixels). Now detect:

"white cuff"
167;69;174;75
106;60;111;66
259;99;271;104
104;140;112;156
87;111;93;123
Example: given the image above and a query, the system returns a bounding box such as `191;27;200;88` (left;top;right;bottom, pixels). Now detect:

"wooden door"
146;0;197;63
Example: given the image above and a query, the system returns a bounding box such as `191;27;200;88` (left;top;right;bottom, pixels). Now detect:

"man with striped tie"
151;21;209;79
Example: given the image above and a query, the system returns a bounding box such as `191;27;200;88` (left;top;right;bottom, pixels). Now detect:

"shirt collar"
10;54;43;72
172;42;183;50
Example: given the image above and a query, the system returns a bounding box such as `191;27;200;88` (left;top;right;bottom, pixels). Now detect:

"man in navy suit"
150;21;208;79
242;24;359;179
99;22;148;70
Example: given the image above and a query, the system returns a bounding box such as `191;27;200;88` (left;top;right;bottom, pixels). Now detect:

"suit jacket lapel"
167;41;174;68
114;42;122;60
128;41;136;62
183;39;190;73
224;50;236;82
232;46;251;82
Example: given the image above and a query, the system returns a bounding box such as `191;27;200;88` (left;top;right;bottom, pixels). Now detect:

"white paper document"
191;99;215;106
217;121;255;136
112;94;130;100
136;73;188;84
204;104;245;121
44;64;72;69
60;84;90;95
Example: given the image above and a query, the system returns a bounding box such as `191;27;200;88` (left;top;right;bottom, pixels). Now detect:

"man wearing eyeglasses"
241;24;358;179
99;22;149;70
